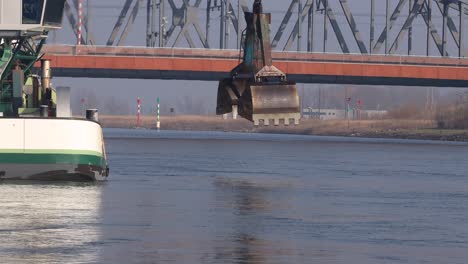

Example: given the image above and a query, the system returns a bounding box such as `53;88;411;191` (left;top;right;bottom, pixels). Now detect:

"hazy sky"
50;0;467;115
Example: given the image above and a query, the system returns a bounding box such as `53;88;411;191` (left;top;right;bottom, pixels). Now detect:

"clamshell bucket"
239;82;300;126
215;0;301;126
216;78;239;115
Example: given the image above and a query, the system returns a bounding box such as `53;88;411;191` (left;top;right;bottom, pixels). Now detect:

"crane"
0;0;66;117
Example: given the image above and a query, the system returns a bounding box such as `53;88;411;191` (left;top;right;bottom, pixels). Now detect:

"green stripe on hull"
0;153;105;167
0;149;102;156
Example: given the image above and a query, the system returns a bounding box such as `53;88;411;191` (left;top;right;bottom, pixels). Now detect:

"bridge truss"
63;0;467;57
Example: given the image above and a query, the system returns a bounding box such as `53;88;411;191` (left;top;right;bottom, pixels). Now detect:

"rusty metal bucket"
216;78;239;115
239;82;300;126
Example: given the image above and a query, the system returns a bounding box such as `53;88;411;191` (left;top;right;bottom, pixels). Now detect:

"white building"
303;108;388;120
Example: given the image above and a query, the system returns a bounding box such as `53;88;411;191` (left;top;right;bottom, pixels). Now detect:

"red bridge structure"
41;45;468;87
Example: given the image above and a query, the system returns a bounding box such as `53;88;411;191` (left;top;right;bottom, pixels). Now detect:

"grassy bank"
99;115;468;142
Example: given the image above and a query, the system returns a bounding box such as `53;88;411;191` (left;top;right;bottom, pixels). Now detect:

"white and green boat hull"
0;118;108;181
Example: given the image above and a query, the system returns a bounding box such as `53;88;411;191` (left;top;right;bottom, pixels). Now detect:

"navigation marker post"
156;97;161;131
347;97;351;129
78;0;83;45
137;97;141;128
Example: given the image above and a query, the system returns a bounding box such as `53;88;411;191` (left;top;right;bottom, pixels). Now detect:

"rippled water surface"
1;129;468;264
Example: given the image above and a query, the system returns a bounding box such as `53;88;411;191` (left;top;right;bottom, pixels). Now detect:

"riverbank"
99;115;468;142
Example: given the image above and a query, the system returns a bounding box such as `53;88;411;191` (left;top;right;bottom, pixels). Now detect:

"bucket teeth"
252;114;301;127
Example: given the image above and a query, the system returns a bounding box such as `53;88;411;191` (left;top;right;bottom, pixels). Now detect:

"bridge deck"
41;45;468;87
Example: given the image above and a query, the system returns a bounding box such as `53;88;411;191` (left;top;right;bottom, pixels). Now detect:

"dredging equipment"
216;0;300;126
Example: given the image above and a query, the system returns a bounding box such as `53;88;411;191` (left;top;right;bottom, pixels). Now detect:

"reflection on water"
213;179;270;264
0;182;102;264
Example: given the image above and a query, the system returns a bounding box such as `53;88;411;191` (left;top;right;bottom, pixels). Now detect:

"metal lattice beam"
282;0;314;51
169;0;209;48
65;0;468;58
117;0;143;46
421;1;448;56
106;0;134;46
339;0;368;54
373;0;408;54
389;0;425;54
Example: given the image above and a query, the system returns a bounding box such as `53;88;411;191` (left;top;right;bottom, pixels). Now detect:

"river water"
1;129;467;264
